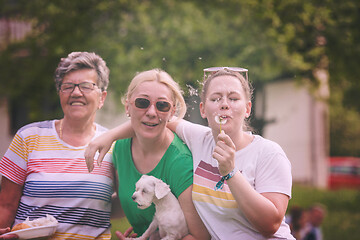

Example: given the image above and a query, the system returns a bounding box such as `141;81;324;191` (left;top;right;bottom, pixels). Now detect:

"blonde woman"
87;69;209;240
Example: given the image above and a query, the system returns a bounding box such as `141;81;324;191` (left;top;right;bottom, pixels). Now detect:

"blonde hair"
122;69;187;119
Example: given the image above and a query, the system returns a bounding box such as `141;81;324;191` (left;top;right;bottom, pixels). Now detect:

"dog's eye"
142;189;147;193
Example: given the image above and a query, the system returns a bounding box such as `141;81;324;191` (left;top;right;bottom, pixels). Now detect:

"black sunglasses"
134;98;172;112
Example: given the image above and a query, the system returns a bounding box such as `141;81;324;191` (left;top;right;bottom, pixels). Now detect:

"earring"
126;113;130;118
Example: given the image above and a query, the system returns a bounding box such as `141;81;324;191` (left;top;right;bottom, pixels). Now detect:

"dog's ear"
154;179;171;199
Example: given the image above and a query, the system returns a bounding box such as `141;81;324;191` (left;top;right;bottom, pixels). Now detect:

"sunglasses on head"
203;67;248;82
134;98;172;112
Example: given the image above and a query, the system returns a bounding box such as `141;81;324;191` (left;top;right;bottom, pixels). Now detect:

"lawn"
110;185;360;240
289;184;360;240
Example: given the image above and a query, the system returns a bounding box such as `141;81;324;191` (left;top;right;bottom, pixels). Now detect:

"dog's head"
132;175;171;209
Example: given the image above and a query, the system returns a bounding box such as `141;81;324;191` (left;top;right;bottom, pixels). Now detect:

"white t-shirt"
176;120;295;240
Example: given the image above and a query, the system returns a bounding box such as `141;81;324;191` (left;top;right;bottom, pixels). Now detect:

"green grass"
110;185;360;240
289;185;360;240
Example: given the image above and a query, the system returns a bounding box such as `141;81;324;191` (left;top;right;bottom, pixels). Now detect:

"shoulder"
252;135;286;156
16;120;55;137
114;138;131;148
176;120;213;146
170;133;192;156
247;135;290;169
18;120;53;132
176;120;210;137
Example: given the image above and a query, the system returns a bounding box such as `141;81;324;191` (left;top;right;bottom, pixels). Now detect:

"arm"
85;119;186;172
228;174;289;237
166;118;182;132
0;177;22;229
178;186;210;240
213;132;289;237
85;121;134;172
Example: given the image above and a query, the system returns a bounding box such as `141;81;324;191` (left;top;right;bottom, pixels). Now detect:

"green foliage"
329;88;360;156
0;0;359;153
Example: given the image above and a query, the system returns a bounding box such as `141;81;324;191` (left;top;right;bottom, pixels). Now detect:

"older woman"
87;69;209;240
0;52;114;239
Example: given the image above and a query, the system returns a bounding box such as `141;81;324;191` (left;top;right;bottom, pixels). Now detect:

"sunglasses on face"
203;67;248;82
134;98;172;112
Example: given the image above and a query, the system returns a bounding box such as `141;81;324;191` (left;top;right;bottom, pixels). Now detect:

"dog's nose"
132;195;136;201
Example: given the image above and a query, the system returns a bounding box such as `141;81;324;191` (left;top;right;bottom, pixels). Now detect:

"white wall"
260;80;328;188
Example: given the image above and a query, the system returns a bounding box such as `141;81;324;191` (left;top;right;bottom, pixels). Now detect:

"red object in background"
328;157;360;189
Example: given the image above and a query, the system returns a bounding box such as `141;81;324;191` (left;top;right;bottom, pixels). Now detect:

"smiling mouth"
70;102;85;106
143;122;159;127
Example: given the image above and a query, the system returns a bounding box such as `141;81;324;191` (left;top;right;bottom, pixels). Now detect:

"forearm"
0;177;23;228
228;172;286;237
108;120;134;140
179;187;210;240
0;208;16;228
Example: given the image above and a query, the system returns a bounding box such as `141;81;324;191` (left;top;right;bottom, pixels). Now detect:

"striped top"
0;120;114;240
176;121;295;240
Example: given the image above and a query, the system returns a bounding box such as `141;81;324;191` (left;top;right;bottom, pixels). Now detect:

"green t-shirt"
113;133;193;235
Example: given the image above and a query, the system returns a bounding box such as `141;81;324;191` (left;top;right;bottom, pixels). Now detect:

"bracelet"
214;167;238;191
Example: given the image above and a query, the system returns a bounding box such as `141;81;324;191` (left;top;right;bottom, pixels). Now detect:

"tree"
0;0;359;155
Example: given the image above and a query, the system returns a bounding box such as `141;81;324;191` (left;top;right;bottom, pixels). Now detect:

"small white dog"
128;175;188;240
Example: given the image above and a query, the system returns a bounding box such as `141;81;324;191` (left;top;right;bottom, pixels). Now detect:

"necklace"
59;119;63;139
59;119;96;142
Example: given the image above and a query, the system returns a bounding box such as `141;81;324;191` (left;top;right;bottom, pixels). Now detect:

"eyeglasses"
134;98;172;112
60;82;98;93
203;67;248;82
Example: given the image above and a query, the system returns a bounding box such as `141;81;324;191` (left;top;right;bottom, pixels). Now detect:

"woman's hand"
115;227;138;239
84;121;134;172
212;130;236;176
0;228;18;240
84;133;114;172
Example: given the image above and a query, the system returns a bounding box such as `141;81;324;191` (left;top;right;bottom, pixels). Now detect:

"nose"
145;103;157;116
220;98;229;110
71;85;83;95
132;195;136;201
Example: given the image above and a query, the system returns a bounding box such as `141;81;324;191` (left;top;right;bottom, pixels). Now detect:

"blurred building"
257;80;329;188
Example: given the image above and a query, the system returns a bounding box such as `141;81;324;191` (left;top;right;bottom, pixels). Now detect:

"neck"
131;129;174;174
134;128;174;154
58;118;96;146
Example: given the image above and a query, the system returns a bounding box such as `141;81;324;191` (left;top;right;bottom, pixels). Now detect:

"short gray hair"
54;52;109;92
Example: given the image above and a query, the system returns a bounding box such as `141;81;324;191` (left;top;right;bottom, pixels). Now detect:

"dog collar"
214;167;238;191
